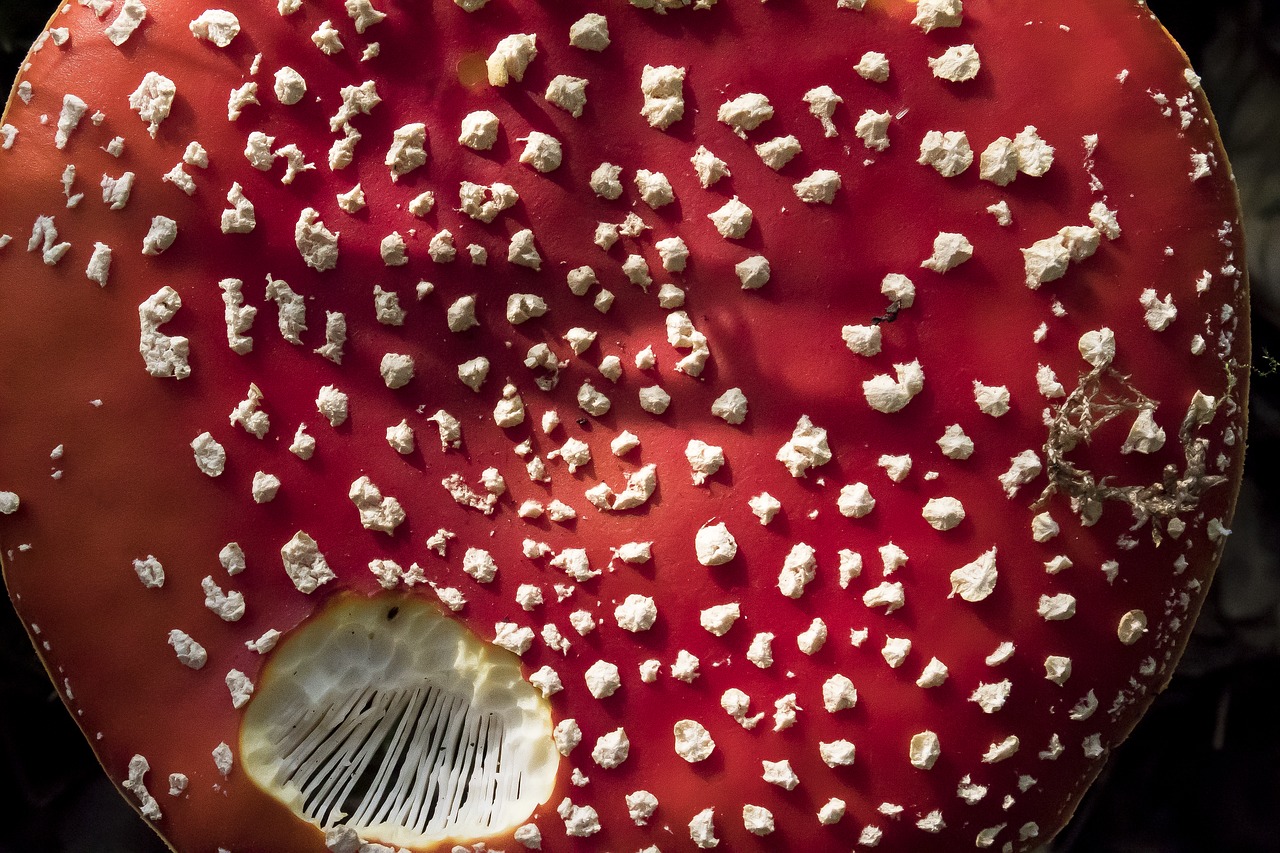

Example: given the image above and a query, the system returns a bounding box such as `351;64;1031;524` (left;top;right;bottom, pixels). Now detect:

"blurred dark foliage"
1;2;1277;852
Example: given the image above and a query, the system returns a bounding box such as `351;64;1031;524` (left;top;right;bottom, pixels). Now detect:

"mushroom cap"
0;1;1248;852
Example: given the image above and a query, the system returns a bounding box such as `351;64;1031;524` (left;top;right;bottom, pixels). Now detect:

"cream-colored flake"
756;135;801;170
168;629;206;669
519;131;563;172
708;197;753;238
386;123;427;180
983;736;1020;764
330;80;381;132
458;110;499;150
1117;609;1148;644
654;236;689;273
570;13;610;50
273;66;306;105
105;0;147;47
611;430;640;456
227;82;258;121
918;130;972;177
1139;289;1177;331
882;636;912;668
487;33;537;86
640;64;685;129
1078;327;1116;368
973;381;1010;417
929;44;980;82
917;657;950;688
700;603;740;637
349;477;405;534
379;353;415;389
138;287;190;379
1014;126;1055;176
671;650;700;682
315;385;349;427
762;759;799;790
493;384;525;428
311;19;343;54
294;208;339;271
132;555;166;589
626;790;658;827
910;731;941;770
508;228;542;269
1044;655;1072;685
54;94;87;150
1121;408;1166;454
855;51;890;82
86;243;112;287
695;522;737;566
736;255;770;289
839;550;864;588
921;232;973;273
718;93;773;137
878;454;912;482
229;383;269;438
798;619;828;655
912;0;963;32
819;740;856;768
1038;593;1077;621
863;360;925;413
804;86;842;137
865;578;906;612
102;172;136;211
749;492;782;525
711;387;748;425
544;74;588;118
1031;512;1060;542
794;170;842;204
691;146;730;187
776;415;831;477
635;169;674;208
264;275;306;344
674;720;715;762
689;808;718;848
970;679;1012;714
280;531;334;594
949;547;998;602
778;543;817;599
589;162;623;199
922;497;964;531
380;232;408;266
747;633;774;668
998;449;1042;498
937;424;974;459
129;72;175;137
346;0;386;32
818;799;847;826
1035;364;1065;399
1090;201;1122;239
841;324;881;357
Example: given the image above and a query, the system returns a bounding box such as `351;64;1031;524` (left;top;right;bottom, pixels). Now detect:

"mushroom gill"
239;594;558;849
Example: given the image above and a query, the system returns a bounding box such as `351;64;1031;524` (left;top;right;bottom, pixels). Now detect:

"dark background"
2;2;1278;851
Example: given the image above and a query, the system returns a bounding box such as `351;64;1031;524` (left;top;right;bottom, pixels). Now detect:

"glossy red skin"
0;1;1247;852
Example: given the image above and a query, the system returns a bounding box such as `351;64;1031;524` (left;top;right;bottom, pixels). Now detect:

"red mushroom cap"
0;1;1249;852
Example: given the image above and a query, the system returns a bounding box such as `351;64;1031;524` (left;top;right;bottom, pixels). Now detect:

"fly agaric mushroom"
0;1;1248;852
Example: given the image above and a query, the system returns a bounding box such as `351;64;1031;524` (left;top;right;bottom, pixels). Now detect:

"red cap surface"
0;1;1249;852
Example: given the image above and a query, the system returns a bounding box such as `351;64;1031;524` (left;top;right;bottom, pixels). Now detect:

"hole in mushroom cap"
456;53;489;88
239;594;557;848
